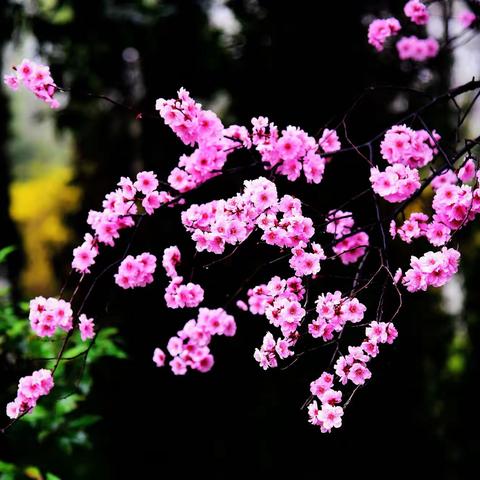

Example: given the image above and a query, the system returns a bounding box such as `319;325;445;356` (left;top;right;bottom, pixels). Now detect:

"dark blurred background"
1;1;480;479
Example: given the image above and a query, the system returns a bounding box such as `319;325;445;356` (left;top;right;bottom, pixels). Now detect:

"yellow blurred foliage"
10;166;81;295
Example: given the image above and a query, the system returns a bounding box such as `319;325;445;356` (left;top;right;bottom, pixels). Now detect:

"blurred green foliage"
0;246;126;478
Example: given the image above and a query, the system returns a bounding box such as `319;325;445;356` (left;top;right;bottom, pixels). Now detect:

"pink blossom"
319;128;341;153
236;300;248;311
347;362;372;385
368;18;402;51
404;0;429;25
459;11;476;29
310;372;334;398
153;348;166;367
78;313;95;341
134;171;158;194
431;170;457;191
318;404;344;432
458;158;476;183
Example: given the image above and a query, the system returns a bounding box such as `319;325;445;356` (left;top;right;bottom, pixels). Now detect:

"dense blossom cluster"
29;296;73;337
157;88;340;188
162;246;204;308
156;88;246;192
72;171;172;274
367;18;401;51
3;59;59;108
380;125;440;168
370;164;421;202
372;124;437;203
402;247;460;292
5;48;477;436
391;159;479;247
251;121;336;183
309;291;366;342
247;276;304;368
182;177;316;255
154;308;236;374
6;369;54;419
114;252;157;289
432;182;480;230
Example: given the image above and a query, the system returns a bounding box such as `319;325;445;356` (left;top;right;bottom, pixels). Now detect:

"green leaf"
0;460;17;473
46;473;62;480
0;246;15;263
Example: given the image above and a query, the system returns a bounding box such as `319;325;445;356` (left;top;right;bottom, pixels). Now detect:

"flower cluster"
6;369;54;419
182;177;276;254
370;163;420;203
307;373;343;433
404;0;429;25
252;121;336;183
29;296;73;337
254;331;296;370
72;234;99;274
162;246;204;309
380;125;440;168
257;195;316;252
402;247;460;292
308;319;398;432
72;171;172;274
309;291;366;341
156;87;224;147
247;276;304;369
249;275;305;336
289;243;326;277
391;160;479;247
4;59;59;108
432;182;480;230
114;252;157;289
368;3;440;63
335;321;397;384
368;18;401;51
156;308;236;375
157;88;243;193
158;88;340;188
397;36;439;61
